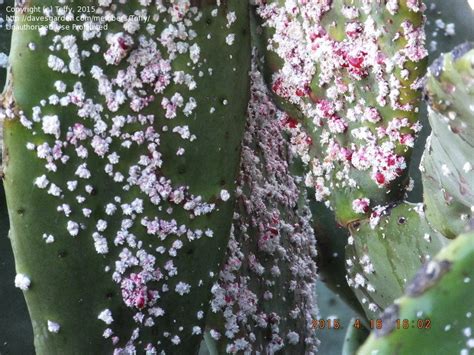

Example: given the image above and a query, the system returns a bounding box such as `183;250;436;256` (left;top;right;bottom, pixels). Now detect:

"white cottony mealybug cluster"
208;53;319;354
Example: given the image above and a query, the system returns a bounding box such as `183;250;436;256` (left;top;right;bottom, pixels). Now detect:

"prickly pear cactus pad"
345;203;449;318
407;0;474;203
342;317;369;355
205;54;318;354
425;0;474;59
422;43;474;238
1;0;250;353
358;231;474;355
254;0;428;224
310;198;366;318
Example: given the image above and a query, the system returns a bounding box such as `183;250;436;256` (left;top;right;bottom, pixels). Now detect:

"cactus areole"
1;0;250;353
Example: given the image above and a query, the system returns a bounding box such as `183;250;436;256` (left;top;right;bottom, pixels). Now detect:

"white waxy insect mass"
208;53;318;353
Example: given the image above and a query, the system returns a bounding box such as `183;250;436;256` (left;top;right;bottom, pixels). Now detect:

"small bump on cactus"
358;231;474;355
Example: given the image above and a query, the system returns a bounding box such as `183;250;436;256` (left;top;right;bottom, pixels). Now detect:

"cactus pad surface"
358;231;474;355
254;0;428;224
422;43;474;238
1;1;250;353
345;202;449;317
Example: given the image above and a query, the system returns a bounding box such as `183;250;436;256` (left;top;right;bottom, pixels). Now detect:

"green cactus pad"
2;1;250;353
345;203;449;318
358;231;474;355
407;0;474;203
0;181;35;354
204;56;318;354
342;317;369;355
310;197;366;319
422;43;474;238
425;0;474;60
254;0;428;225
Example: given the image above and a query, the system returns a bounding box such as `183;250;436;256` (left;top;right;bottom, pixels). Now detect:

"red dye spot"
295;88;306;97
387;156;396;166
342;148;352;161
268;227;279;236
118;37;129;50
375;172;385;185
283;116;299;128
310;33;319;41
272;78;283;94
316;99;333;118
400;134;413;145
309;26;326;41
348;54;364;69
135;293;146;309
121;272;159;310
346;22;363;39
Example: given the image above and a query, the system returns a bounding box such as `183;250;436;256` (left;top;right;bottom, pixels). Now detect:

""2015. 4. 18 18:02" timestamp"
353;318;431;330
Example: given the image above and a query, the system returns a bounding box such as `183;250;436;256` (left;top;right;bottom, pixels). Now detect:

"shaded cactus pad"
422;43;474;238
